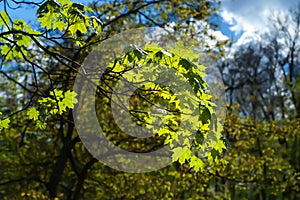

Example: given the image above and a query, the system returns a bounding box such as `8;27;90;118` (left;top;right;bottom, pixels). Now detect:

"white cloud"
220;0;299;44
234;31;261;46
220;10;236;25
212;30;229;41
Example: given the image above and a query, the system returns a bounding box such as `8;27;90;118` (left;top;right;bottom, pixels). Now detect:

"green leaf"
190;156;204;172
90;16;102;33
157;127;171;136
36;120;47;130
62;90;78;109
0;11;10;27
178;148;192;164
58;101;67;115
72;3;85;11
50;89;63;99
0;118;10;131
37;0;60;16
37;0;61;30
69;19;87;35
213;139;226;153
169;41;199;61
27;108;40;121
144;43;161;52
1;45;13;60
38;11;54;29
171;146;188;162
53;20;66;31
15;34;31;47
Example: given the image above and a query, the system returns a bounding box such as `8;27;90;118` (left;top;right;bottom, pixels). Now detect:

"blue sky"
1;0;299;44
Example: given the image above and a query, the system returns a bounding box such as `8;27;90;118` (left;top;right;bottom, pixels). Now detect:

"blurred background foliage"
0;0;300;199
